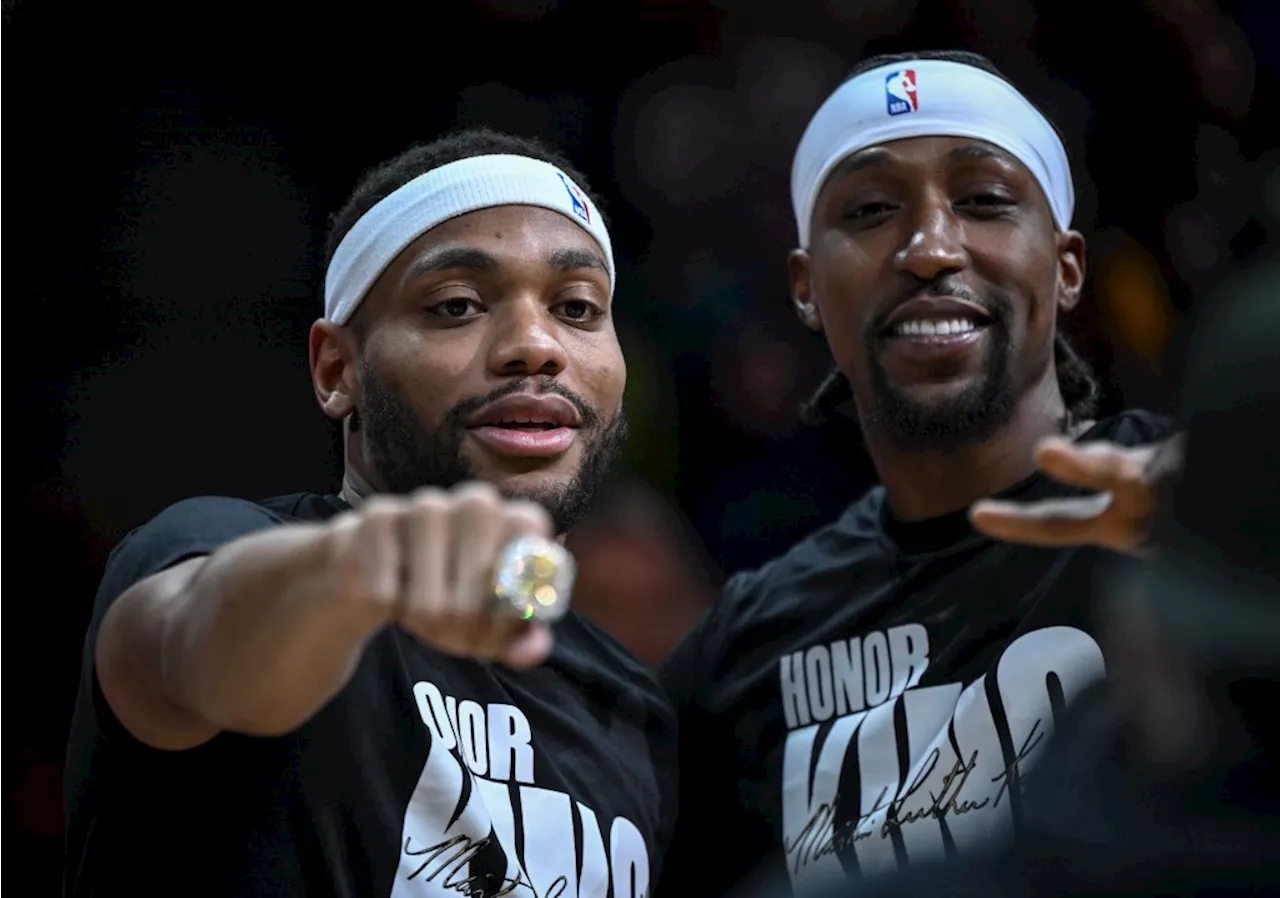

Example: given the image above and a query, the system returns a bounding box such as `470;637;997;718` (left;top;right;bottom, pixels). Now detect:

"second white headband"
791;59;1075;248
324;154;616;325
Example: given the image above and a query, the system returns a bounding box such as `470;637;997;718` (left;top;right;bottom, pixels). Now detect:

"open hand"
969;434;1183;556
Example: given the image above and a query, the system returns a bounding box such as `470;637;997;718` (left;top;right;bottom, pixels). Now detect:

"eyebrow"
547;247;608;275
404;246;499;280
829;148;893;180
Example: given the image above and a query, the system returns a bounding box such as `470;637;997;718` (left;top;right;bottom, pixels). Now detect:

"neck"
340;469;373;508
340;418;381;508
866;377;1090;522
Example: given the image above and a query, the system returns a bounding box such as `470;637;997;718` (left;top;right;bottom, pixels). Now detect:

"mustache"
444;376;603;429
870;277;1011;335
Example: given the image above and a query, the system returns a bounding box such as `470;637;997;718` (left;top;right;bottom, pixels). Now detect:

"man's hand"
329;481;558;669
969;435;1184;556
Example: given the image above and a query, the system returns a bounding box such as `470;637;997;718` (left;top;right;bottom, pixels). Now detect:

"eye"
428;297;483;319
957;192;1017;215
556;298;603;323
842;201;896;221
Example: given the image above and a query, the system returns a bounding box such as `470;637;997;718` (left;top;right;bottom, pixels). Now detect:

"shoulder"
93;495;299;625
662;489;885;700
107;496;286;570
254;491;348;522
108;491;341;574
722;487;883;619
1084;409;1177;446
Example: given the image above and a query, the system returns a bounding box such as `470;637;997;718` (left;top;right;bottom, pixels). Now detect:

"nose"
486;297;569;378
893;190;969;282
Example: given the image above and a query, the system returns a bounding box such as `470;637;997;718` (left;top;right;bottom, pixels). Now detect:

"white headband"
324;154;615;325
791;59;1074;248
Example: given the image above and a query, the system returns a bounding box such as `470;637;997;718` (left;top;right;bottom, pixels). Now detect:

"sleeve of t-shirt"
79;496;287;746
653;569;757;898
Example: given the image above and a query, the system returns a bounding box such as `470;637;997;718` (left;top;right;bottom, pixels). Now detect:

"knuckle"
451;480;502;503
452;498;507;529
408;485;449;505
358;498;403;531
408;490;451;519
358;498;396;527
504;500;554;534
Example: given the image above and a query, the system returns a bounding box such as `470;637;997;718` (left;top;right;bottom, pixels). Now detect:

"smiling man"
656;51;1174;898
63;129;673;898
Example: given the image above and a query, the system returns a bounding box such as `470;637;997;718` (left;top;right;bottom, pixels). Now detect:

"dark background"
7;0;1278;892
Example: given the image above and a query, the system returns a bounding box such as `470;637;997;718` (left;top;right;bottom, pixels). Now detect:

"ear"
788;249;823;333
1056;229;1087;313
309;319;360;421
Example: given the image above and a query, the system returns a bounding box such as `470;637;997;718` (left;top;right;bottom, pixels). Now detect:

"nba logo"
557;172;591;224
885;69;918;115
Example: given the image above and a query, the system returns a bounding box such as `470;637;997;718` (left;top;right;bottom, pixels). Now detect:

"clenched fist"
327;481;562;668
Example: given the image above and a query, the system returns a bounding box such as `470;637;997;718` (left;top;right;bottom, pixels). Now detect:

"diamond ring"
491;534;575;622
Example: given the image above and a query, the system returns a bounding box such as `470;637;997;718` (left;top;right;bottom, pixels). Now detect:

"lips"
465;393;581;458
881;295;993;338
465;394;582;430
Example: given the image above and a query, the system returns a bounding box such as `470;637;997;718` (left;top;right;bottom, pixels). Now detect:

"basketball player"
657;50;1178;898
800;239;1280;898
63;129;673;898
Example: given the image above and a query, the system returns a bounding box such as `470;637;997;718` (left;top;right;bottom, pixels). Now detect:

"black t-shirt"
795;681;1280;898
656;411;1173;898
64;492;676;898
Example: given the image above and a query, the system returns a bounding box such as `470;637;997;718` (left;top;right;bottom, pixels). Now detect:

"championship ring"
491;534;575;622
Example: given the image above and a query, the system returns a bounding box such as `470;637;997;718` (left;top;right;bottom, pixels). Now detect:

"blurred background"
6;0;1278;891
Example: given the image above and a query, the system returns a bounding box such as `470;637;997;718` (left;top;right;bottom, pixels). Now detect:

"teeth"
895;318;978;337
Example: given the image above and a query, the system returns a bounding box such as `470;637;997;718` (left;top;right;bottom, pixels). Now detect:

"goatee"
356;362;628;534
862;287;1018;452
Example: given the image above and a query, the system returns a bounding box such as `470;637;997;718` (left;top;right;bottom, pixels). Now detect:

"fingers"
967;438;1169;555
973;493;1116;522
449;484;553;609
396;481;556;667
1033;438;1145;492
329;498;405;616
399;491;451;624
969;494;1116;548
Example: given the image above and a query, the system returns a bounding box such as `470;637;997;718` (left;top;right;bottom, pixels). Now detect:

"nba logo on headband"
884;69;918;116
557;171;591;224
792;59;1075;246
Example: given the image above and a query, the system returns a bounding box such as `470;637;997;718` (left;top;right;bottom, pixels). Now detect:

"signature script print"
405;834;570;898
784;720;1045;873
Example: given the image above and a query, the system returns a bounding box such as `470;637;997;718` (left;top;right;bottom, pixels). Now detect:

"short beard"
861;290;1017;452
356;361;628;534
